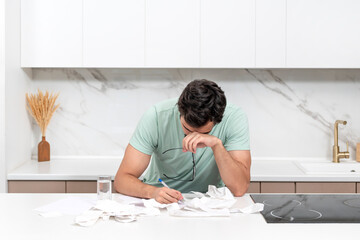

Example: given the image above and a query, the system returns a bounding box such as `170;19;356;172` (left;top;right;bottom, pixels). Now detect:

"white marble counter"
7;159;360;182
7;159;120;180
0;193;358;240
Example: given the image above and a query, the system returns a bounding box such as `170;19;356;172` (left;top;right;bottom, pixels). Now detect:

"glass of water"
97;176;112;200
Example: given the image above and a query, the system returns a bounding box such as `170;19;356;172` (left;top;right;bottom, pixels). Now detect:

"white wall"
31;69;360;162
0;0;6;193
5;0;32;178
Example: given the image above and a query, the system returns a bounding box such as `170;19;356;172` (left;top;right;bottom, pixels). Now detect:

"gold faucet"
333;120;350;163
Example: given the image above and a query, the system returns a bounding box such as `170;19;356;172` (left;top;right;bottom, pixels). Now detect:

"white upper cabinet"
287;0;360;68
21;0;82;67
201;0;255;68
256;0;286;68
83;0;145;67
145;0;200;67
21;0;360;68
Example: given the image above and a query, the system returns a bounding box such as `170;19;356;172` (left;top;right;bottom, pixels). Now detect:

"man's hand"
151;187;183;204
182;132;221;153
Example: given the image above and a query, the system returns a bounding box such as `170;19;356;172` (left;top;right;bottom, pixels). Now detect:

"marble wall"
29;69;360;161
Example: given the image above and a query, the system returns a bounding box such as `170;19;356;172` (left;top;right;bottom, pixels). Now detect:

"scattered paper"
36;186;264;227
95;199;135;213
140;185;263;217
206;185;234;200
114;215;137;223
34;196;97;216
169;209;230;217
74;199;161;227
112;193;144;206
75;210;103;227
231;203;264;214
38;211;63;218
186;196;236;209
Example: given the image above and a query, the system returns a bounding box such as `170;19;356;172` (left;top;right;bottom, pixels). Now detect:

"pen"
158;178;170;188
158;178;184;202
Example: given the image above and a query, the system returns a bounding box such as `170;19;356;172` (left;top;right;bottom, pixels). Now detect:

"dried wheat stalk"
26;90;60;136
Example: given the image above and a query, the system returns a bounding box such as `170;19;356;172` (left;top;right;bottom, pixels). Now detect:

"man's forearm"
211;141;250;196
114;172;157;199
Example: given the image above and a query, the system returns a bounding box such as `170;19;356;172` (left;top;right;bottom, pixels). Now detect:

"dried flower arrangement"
26;90;60;161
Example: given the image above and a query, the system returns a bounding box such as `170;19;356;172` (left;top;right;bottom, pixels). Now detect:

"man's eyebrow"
182;124;211;134
182;124;193;133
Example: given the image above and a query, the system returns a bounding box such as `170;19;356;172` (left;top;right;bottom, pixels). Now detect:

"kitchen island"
1;193;359;240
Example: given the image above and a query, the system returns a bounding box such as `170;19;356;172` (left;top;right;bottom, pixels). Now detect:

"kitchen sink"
296;162;360;174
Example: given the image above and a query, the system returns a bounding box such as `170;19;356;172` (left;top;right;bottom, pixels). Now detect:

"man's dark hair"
177;79;226;128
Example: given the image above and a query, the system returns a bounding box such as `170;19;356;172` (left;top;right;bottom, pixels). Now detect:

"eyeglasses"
161;147;196;182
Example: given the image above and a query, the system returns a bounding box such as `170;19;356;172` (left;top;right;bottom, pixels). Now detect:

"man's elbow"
232;190;247;197
114;170;126;193
231;182;249;197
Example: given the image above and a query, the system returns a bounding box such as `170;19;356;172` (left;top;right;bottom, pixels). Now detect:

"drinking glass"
97;176;112;200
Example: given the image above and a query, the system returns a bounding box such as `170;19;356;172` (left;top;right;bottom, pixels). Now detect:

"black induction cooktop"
251;194;360;223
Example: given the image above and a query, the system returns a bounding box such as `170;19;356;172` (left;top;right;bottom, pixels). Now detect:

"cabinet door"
8;181;65;193
66;181;116;193
145;0;200;67
66;181;97;193
21;0;82;67
261;182;295;193
287;0;360;68
296;182;356;193
83;0;145;67
255;0;286;67
200;0;255;67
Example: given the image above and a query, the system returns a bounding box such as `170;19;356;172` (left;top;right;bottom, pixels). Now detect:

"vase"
38;136;50;162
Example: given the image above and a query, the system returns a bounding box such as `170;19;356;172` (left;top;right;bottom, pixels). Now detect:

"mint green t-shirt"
129;98;250;193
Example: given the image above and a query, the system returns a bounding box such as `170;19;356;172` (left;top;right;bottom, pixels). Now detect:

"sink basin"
297;162;360;174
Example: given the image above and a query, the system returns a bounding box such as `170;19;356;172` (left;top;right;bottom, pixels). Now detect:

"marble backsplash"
29;69;360;161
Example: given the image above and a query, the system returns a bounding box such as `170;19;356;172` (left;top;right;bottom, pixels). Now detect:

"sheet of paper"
147;186;263;217
169;209;230;217
34;196;97;216
206;185;234;200
231;203;264;214
112;193;144;205
74;199;161;227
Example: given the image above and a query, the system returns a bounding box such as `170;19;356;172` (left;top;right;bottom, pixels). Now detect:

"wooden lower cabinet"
261;182;295;193
66;181;116;193
247;182;260;193
8;180;117;193
66;181;97;193
8;181;65;193
296;182;356;193
7;180;359;194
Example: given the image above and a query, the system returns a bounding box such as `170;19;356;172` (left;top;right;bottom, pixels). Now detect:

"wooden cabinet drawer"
261;182;295;193
296;182;356;193
8;181;65;193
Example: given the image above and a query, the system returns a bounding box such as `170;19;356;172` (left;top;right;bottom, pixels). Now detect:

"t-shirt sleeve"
129;106;158;155
223;108;250;151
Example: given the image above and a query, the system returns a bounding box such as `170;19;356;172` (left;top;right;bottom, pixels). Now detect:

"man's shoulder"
225;102;246;116
220;102;248;127
153;98;178;113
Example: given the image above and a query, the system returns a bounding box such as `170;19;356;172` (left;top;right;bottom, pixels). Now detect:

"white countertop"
7;158;360;181
0;193;359;240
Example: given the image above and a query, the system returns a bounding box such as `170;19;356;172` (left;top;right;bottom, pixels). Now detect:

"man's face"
180;116;214;136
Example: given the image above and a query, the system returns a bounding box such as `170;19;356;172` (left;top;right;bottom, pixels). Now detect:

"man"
114;79;251;204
